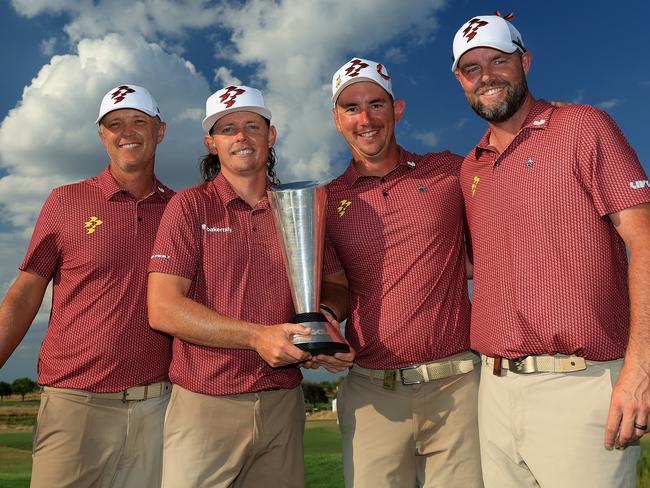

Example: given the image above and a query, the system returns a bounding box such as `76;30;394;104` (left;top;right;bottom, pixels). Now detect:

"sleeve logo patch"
629;180;649;190
83;216;103;234
151;254;171;260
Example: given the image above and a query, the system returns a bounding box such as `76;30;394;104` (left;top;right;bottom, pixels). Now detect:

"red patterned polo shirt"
324;147;472;369
20;166;174;391
461;100;650;360
148;174;302;396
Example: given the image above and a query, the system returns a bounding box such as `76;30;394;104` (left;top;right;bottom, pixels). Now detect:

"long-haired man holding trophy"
147;86;351;487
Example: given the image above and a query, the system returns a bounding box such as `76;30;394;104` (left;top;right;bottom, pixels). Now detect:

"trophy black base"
296;341;350;356
292;312;350;356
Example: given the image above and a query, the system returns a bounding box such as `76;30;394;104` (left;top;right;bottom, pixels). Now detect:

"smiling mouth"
481;87;504;96
358;130;379;138
477;83;508;97
233;148;254;155
120;143;141;149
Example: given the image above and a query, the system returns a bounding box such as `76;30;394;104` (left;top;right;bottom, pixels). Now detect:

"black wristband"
319;303;338;321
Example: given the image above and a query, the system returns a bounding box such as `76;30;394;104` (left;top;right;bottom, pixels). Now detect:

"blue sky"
1;0;648;383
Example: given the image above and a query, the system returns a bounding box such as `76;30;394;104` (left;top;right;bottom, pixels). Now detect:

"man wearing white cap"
147;85;326;487
317;58;482;487
0;84;173;487
452;14;650;487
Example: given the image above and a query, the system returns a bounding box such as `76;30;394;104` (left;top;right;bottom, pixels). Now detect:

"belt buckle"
509;356;536;374
399;365;423;385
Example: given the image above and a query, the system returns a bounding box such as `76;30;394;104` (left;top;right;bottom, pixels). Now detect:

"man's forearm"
149;291;263;349
623;243;650;365
0;271;48;367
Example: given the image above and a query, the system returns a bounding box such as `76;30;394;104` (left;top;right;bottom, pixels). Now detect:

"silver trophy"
268;181;349;356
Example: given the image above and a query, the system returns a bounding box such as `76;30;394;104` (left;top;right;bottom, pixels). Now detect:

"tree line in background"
301;378;344;411
0;377;338;408
0;378;37;401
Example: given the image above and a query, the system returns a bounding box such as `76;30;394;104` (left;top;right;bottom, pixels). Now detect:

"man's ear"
156;121;167;144
203;135;216;154
393;99;406;123
332;107;343;134
267;125;277;148
521;51;532;75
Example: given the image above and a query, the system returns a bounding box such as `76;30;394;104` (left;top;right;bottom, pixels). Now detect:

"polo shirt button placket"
380;177;389;198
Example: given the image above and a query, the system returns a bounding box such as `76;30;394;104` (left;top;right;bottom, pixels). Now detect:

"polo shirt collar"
97;165;172;202
473;99;555;158
210;172;272;210
341;146;415;187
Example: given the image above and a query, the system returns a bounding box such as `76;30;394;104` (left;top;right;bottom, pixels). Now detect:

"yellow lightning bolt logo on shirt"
338;199;352;217
471;176;480;196
83;216;104;234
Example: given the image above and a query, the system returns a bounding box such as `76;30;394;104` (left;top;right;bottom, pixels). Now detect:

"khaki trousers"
479;356;639;487
31;385;170;488
338;367;483;487
162;384;305;488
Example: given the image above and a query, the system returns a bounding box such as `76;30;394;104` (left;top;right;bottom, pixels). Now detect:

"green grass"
0;419;647;488
0;399;40;428
0;431;32;488
304;420;344;487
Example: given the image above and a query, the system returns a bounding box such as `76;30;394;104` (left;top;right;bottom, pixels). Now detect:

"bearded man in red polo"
453;14;650;487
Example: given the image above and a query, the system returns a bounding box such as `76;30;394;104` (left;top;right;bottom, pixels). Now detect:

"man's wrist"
319;303;338;321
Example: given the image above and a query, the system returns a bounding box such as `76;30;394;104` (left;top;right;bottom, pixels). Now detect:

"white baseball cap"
451;15;525;71
202;85;272;133
96;84;161;124
331;58;393;104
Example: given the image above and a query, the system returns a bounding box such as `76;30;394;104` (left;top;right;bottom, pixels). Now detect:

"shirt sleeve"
577;106;650;216
19;189;63;281
148;190;201;280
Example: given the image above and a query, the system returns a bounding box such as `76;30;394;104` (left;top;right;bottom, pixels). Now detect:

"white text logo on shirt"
201;224;233;232
629;180;650;190
151;254;170;260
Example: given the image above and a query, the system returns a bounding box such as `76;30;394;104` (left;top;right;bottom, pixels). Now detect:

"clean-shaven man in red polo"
148;86;351;487
316;59;483;487
452;14;650;487
0;84;173;487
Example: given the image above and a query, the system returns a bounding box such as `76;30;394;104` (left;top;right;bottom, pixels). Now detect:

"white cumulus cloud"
0;33;212;228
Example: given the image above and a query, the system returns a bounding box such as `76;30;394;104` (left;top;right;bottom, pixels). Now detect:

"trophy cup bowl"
268;181;349;356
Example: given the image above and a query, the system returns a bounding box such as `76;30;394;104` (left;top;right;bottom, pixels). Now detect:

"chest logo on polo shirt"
417;184;427;193
201;224;233;233
630;179;650;190
471;176;480;196
338;199;352;217
83;216;103;234
525;156;534;168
